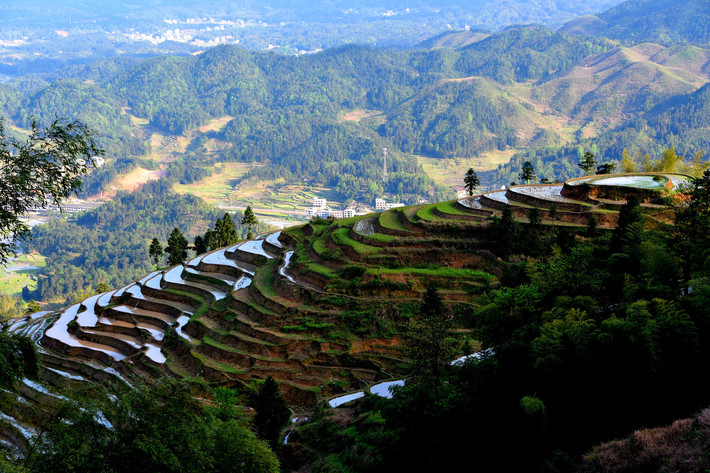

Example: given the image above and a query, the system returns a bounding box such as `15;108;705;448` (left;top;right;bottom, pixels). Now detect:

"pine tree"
597;163;616;174
165;228;188;266
404;284;457;384
149;238;163;266
194;235;207;255
216;213;239;247
671;169;710;292
204;230;218;251
463;168;480;196
519;161;536;184
526;207;543;255
496;204;518;258
253;376;291;446
578;151;597;175
586;214;598;237
241;206;258;240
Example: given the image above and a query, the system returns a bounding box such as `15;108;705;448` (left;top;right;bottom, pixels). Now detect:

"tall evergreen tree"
578;151;597;175
464;168;480;196
404;284;457;384
148;238;163;266
241;206;258;240
495;204;518;258
253;376;291;447
519;161;536;184
611;195;642;253
193;235;207;255
216;213;239;247
596;162;616;174
204;229;218;252
165;227;188;266
671;169;710;292
526;207;543;255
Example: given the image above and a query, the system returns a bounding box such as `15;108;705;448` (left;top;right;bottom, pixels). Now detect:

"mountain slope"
560;0;710;46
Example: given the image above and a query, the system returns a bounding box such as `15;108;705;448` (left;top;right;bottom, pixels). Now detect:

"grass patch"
436;200;469;216
173;162;257;205
369;266;495;281
162;288;210;318
364;233;397;243
0;252;46;294
305;263;336;278
331;228;380;254
417;152;515;186
379;210;411;232
416;204;447;222
253;259;278;298
312;236;329;256
190;350;247;374
203;336;285;362
231;182;345;212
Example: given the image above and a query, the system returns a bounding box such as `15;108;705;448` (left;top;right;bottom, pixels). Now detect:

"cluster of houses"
304;197;404;220
304;198;356;220
375;199;405;211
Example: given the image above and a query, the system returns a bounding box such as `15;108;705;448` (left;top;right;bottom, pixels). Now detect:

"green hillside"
4;172;710;471
2;24;708;203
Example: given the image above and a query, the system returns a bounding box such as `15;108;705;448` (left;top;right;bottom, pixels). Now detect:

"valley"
1;0;710;470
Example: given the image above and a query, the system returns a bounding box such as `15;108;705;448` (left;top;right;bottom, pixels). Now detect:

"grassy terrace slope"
0;173;688;456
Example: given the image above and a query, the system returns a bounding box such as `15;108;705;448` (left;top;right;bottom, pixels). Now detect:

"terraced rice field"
0;172;686;456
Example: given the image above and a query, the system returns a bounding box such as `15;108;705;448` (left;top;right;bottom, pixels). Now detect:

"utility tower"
382;147;388;182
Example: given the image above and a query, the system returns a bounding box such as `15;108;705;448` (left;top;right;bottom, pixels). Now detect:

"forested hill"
560;0;710;47
0;22;708;201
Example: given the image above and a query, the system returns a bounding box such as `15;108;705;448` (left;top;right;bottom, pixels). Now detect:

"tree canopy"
0;118;102;265
165;227;188;266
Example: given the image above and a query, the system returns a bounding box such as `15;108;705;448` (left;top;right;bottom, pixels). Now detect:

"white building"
318;209;330;219
376;198;404;211
330;210;344;219
343;209;355;218
313;198;327;209
305;208;317;218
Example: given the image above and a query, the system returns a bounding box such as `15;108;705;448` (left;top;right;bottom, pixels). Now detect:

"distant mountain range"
0;0;707;203
560;0;710;46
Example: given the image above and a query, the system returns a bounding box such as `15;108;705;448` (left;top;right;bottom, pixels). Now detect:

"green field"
173;162;259;205
370;267;495;280
436;200;469;216
0;253;46;295
379;210;411;232
332;228;380;254
417;151;515;188
416;204;447;222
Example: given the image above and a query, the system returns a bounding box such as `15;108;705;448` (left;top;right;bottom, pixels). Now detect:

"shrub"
340;265;366;279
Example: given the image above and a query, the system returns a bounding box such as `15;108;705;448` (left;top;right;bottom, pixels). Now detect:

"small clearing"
198;115;234;133
418;151;515;188
339;109;383;123
108;167;168;194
